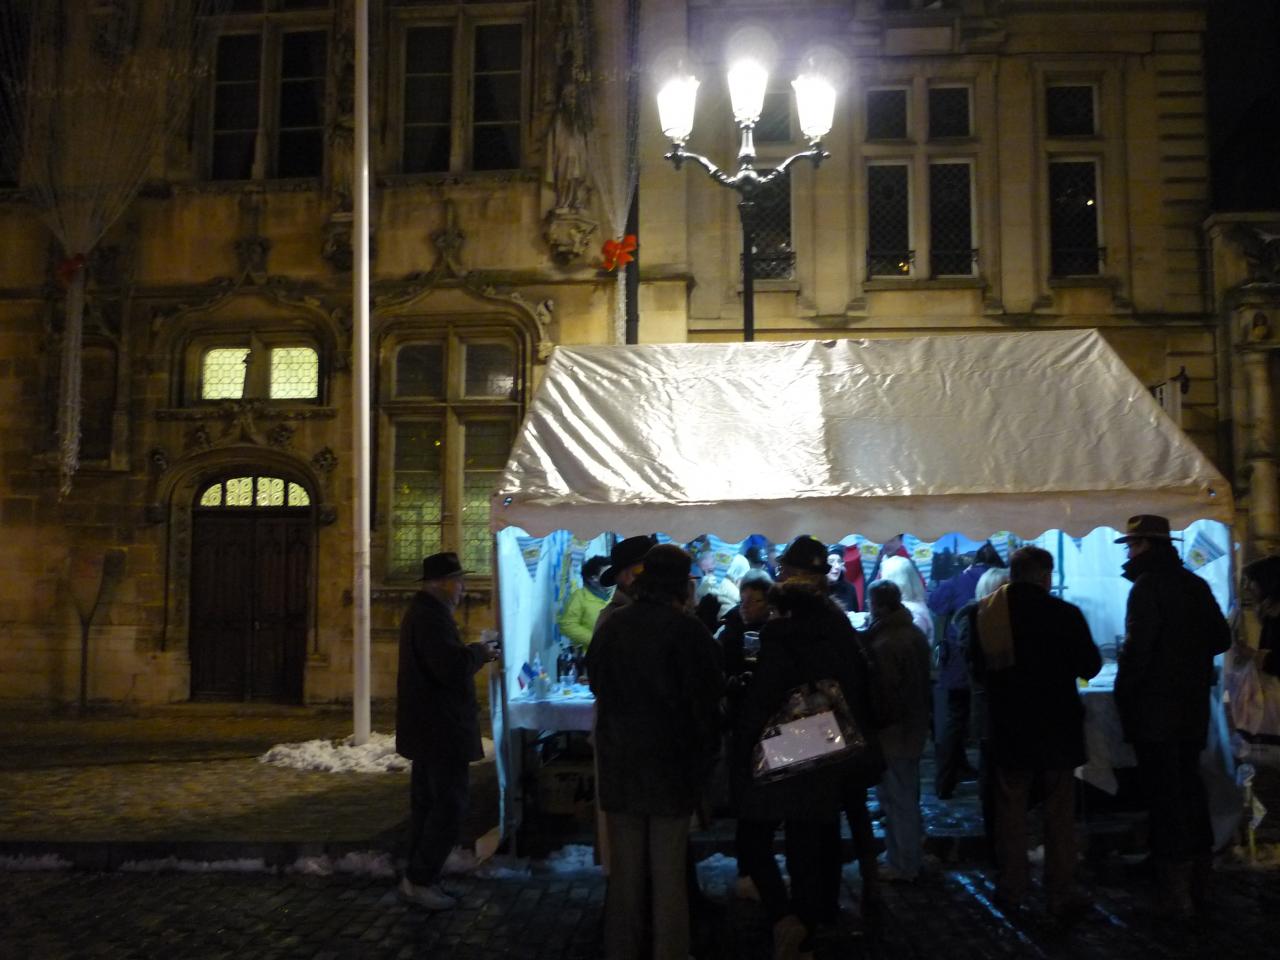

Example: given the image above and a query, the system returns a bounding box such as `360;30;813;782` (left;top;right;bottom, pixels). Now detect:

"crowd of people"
395;514;1240;960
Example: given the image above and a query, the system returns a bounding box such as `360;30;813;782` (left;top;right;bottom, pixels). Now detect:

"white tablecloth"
506;687;596;732
1075;663;1135;795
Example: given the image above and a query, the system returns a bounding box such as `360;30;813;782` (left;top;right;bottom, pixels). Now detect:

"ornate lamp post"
657;55;837;341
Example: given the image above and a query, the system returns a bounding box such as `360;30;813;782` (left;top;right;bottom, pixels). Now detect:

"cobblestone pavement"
2;707;1278;958
3;851;1279;959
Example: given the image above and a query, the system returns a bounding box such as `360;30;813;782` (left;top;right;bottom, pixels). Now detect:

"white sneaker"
398;876;457;911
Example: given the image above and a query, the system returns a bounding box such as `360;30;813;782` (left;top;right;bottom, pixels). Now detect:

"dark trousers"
992;765;1077;907
604;811;689;960
934;688;973;797
406;757;470;886
1133;739;1213;863
737;817;841;928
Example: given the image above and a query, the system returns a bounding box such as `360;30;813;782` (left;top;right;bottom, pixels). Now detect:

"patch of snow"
538;843;602;875
259;731;409;773
0;854;72;871
289;851;398;879
121;856;268;873
474;856;533;881
258;732;495;773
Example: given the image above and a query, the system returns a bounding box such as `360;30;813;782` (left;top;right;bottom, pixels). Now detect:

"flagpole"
351;0;372;745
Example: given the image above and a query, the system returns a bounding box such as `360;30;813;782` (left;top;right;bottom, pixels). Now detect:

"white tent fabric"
491;331;1231;541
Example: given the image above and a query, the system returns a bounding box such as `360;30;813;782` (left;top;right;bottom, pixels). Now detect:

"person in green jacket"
558;555;613;652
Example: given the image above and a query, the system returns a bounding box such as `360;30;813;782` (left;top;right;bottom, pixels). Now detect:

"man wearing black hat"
593;534;658;634
588;543;723;960
1113;515;1230;919
396;551;500;911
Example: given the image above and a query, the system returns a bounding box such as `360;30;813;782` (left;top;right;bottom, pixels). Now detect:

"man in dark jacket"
1113;514;1231;918
395;552;499;911
588;544;723;960
970;546;1100;919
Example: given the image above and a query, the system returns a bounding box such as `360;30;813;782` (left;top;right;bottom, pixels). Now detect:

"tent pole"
351;0;372;745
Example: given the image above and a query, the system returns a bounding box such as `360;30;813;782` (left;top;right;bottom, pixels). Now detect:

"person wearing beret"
395;551;500;912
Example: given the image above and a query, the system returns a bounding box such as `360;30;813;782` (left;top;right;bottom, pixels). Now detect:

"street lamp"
657;54;837;342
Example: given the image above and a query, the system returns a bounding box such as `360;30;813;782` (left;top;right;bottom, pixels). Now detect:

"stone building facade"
0;0;1244;706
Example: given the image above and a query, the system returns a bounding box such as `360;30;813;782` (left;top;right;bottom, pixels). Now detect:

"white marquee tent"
486;330;1236;841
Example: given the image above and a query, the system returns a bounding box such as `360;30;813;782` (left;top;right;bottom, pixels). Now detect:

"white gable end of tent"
490;330;1231;541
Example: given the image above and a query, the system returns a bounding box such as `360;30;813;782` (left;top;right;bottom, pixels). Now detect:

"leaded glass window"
277;31;327;178
197;476;312;508
928;87;970;139
465;343;516;398
404;26;453;173
396;343;445;397
929;162;974;276
866;89;907;140
384;327;523;579
1049;160;1101;276
392;421;445;578
209;7;329;181
867;164;912;276
202;347;250;399
461;420;513;572
472;24;523;170
269;346;319;399
750;178;794;281
1046;85;1096;137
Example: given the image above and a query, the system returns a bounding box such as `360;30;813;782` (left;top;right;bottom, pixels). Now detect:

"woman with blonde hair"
878;554;933;639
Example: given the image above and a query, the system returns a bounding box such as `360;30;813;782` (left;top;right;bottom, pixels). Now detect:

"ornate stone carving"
149;447;169;474
1225;223;1280;285
267;422;295;449
235;235;271;285
322;218;353;272
312;447;339;475
543;208;597;266
430;202;467;280
187;425;212;452
476;285;555;359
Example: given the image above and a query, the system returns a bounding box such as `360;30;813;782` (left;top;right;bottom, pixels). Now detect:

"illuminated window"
198;475;311;508
384;328;523;578
196;342;319;402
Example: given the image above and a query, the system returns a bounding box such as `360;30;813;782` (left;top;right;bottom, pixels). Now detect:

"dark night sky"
1206;0;1280;211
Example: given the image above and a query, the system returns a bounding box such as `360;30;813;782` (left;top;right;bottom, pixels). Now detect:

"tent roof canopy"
491;331;1231;542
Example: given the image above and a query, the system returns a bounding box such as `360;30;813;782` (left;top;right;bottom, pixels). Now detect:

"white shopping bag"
758;710;846;773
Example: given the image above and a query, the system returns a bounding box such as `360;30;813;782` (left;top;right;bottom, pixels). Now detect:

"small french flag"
518;662;538;690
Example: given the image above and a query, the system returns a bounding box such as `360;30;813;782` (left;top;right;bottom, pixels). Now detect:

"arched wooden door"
190;475;312;702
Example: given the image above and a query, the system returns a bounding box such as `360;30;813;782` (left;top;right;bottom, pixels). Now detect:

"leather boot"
1190;854;1213;918
1155;859;1195;920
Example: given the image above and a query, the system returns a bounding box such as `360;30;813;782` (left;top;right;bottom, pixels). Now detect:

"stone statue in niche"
542;0;598;265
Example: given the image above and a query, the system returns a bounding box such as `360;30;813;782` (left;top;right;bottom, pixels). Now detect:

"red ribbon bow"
56;254;87;287
601;234;637;272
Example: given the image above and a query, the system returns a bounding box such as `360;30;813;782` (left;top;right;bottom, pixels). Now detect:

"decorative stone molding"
235;235;271;285
1224;223;1280;285
267;422;295;449
543;207;598;266
430;202;468;280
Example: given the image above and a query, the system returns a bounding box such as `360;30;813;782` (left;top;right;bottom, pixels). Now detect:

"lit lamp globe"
657;74;699;145
727;58;769;125
792;72;836;142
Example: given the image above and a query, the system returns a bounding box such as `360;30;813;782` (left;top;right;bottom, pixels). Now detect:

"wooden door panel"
191;511;310;703
190;517;253;699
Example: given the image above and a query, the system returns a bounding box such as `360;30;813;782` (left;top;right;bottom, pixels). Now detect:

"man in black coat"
395;551;499;911
1114;514;1231;918
587;543;723;960
970;546;1100;920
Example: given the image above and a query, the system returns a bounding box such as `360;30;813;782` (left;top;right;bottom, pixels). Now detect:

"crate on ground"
536;760;595;815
